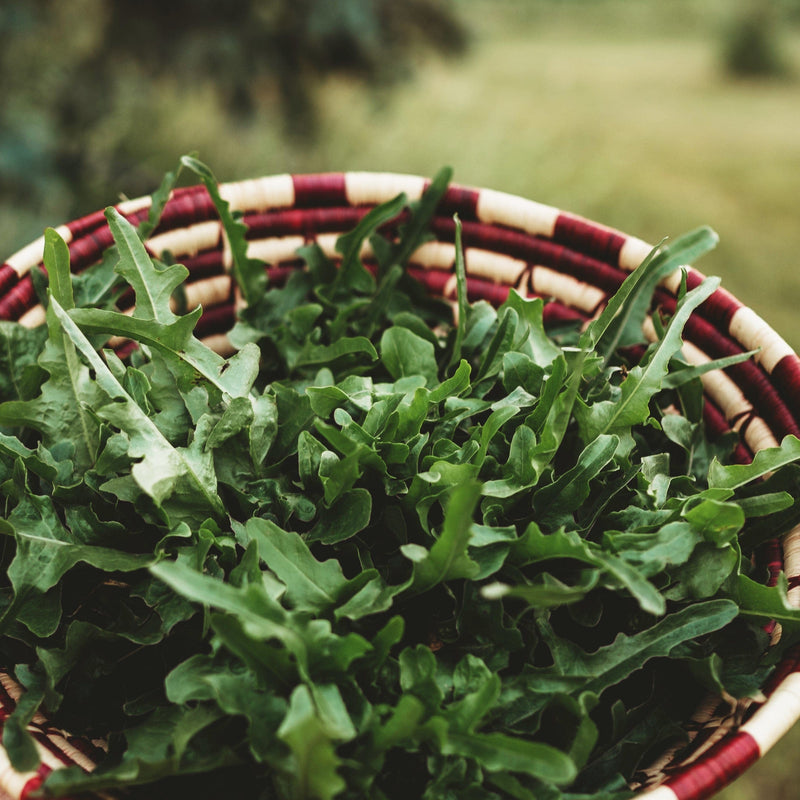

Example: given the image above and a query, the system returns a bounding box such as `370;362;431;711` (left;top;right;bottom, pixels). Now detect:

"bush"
722;3;789;78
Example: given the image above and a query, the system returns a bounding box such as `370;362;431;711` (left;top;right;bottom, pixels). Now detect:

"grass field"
3;2;800;795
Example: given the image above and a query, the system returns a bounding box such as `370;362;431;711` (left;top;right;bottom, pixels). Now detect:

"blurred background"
1;0;799;796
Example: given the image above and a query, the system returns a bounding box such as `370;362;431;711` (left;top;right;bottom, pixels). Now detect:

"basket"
2;171;800;800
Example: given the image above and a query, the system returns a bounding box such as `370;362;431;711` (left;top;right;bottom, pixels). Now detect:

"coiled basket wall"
1;171;800;800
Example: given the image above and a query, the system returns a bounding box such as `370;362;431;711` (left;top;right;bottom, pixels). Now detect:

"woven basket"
2;171;800;800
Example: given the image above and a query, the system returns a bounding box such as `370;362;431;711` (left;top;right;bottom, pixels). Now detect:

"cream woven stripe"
182;274;230;309
0;674;100;771
102;276;232;349
219;174;294;213
246;236;307;266
476;188;559;238
660;266;693;295
345;172;426;207
619;236;653;271
644;322;781;454
0;746;37;800
18;305;46;329
404;241;454;270
200;332;235;358
641;321;766;438
729;306;794;373
635;692;730;787
37;730;96;773
247;234;531;290
628;255;794;375
784;528;800;607
314;232;349;261
5;225;72;276
405;241;529;284
742;672;800;753
740;415;782;455
465;249;527;285
147;220;222;260
442;274;459;303
27;738;67;775
115;195;153;216
530;267;605;314
0;673;25;705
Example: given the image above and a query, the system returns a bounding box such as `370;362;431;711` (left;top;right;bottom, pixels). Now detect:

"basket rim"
2;169;800;800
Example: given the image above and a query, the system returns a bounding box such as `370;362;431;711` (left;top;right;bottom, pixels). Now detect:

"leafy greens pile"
2;160;800;800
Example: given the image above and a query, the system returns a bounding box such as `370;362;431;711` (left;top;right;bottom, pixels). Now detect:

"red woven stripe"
665;731;760;800
0;276;35;321
653;290;800;439
683;271;743;324
764;643;800;694
695;353;800;442
266;263;303;284
439;185;480;220
293;174;347;207
407;267;587;327
0;264;19;297
689;369;750;463
752;534;782;645
466;276;512;306
194;304;235;337
681;269;705;292
762;538;783;587
542;301;586;327
553;214;626;265
769;355;800;424
689;285;743;332
408;266;451;297
68;228;115;271
545;245;622;294
430;218;626;294
20;763;51;800
66;208;107;239
171;184;206;201
702;396;730;440
756;537;784;638
116;285;135;311
243;210;621;297
182;250;226;280
152;189;217;235
733;441;752;464
114;340;138;359
120;209;149;230
66;186;217;242
245;206;370;239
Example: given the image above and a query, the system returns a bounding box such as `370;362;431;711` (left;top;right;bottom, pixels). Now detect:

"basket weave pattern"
2;172;800;800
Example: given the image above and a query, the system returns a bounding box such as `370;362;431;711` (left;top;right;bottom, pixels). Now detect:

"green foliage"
0;162;799;799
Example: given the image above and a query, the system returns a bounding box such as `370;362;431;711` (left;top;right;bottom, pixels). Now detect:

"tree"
0;0;466;243
721;0;789;78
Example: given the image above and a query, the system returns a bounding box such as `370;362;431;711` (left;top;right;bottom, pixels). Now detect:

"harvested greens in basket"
2;160;800;800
